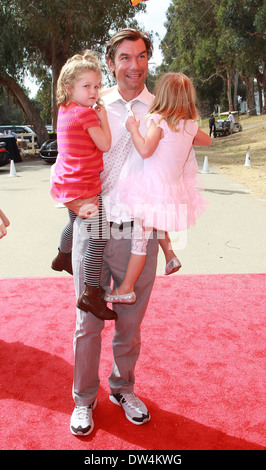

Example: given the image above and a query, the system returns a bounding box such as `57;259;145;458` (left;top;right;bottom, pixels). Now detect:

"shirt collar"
102;84;154;107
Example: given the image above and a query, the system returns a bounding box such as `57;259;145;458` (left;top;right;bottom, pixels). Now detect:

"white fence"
18;133;37;151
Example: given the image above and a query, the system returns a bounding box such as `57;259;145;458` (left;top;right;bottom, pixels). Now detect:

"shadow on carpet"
0;274;265;450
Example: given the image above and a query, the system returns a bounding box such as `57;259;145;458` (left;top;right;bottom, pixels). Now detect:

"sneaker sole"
109;394;151;425
70;399;97;436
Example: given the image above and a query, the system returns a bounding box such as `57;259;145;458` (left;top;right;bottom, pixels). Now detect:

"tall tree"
0;0;146;143
217;0;266;114
161;0;265;114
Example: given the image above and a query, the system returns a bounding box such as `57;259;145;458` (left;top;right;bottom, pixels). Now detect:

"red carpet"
0;274;265;451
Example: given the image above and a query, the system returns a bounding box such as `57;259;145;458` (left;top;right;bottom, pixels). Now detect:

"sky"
25;0;172;97
134;0;172;67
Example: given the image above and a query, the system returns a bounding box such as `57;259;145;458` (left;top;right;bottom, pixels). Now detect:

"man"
68;29;158;436
227;112;235;134
209;113;216;137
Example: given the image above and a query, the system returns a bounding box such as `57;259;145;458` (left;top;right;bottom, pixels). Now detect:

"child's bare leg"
115;252;146;295
159;231;176;263
158;231;182;274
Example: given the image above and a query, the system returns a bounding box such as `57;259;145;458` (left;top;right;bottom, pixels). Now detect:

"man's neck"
117;85;145;102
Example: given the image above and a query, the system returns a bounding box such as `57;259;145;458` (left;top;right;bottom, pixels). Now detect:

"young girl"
105;72;212;304
50;50;117;321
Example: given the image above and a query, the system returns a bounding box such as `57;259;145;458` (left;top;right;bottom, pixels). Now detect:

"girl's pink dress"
50;102;102;203
118;114;207;232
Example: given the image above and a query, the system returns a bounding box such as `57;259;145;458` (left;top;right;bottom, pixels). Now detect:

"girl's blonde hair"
147;72;198;131
56;50;102;106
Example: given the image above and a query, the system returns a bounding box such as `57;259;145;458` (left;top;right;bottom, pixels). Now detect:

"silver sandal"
164;256;182;275
104;288;136;304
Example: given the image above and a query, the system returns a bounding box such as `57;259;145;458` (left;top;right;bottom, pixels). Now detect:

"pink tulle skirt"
118;171;208;232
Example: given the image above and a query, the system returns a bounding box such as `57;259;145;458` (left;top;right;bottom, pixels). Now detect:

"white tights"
131;220;153;256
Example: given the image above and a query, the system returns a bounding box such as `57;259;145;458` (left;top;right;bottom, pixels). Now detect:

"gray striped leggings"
59;195;108;287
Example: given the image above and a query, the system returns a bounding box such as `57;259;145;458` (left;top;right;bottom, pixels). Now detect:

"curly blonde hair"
147;72;198;131
56;50;102;106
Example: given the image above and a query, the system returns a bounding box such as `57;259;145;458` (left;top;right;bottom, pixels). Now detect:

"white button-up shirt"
101;85;154;224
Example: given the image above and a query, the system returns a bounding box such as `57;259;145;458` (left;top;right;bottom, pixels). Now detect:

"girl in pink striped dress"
50;50;117;321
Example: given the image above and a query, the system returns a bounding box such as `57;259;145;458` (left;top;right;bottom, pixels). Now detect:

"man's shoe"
109;392;151;425
70;400;97;436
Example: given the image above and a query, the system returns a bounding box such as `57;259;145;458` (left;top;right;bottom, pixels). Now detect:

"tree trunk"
227;68;233;111
233;71;238;111
241;75;256;115
261;56;266;114
256;70;263;114
0;73;49;145
50;42;69;131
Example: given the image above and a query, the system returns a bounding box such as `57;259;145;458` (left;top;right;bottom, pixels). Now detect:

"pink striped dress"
50;102;102;203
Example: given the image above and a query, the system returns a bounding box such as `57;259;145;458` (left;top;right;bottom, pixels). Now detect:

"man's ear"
107;57;115;73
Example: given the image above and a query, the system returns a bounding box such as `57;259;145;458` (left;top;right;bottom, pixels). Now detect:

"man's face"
108;38;149;100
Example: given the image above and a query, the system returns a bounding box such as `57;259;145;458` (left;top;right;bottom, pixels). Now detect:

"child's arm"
193;128;212;146
126;116;162;159
87;105;111;152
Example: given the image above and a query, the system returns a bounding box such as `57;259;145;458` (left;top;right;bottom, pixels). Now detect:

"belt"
109;221;134;231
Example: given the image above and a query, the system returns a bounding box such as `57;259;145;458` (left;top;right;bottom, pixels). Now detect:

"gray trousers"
72;218;159;406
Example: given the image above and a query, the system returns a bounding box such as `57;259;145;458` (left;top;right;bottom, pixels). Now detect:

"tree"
217;0;266;114
160;0;224;115
0;5;49;143
0;0;146;144
160;0;266;115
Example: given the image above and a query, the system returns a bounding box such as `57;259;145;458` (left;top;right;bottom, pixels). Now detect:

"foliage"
160;0;266;115
0;0;146;140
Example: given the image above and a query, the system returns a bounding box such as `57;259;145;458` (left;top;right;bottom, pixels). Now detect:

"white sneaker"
70;399;97;436
109;392;150;425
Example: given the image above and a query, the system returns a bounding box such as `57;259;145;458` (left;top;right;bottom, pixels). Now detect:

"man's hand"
64;196;99;218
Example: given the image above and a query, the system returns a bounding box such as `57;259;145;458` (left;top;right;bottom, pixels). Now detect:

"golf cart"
214;111;242;137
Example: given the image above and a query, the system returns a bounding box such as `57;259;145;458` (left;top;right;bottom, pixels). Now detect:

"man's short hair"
106;28;153;64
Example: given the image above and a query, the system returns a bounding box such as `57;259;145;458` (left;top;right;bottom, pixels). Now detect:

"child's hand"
94;104;107;122
65;196;99;218
79;201;99;219
126;115;140;133
0;209;10;239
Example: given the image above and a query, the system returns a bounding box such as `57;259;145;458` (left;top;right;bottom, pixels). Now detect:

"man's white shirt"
101;85;154;224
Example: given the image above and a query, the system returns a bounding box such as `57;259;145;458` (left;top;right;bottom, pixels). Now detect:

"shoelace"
75;405;91;420
122;393;142;410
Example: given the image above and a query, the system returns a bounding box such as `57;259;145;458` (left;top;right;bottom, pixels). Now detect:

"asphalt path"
0;158;265;278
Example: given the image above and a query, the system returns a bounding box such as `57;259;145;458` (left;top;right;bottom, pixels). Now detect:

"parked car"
0;125;37;146
0;142;10;167
214;119;242;137
39;139;57;163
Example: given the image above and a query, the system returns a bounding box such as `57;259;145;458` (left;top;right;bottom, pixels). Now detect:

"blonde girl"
50;50;117;320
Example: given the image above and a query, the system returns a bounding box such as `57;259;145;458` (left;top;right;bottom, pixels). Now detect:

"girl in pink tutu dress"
50;50;117;320
105;72;211;304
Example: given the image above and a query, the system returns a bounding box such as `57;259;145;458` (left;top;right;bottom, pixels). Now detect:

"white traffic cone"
244;147;251;167
201;156;210;173
8;159;18;177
